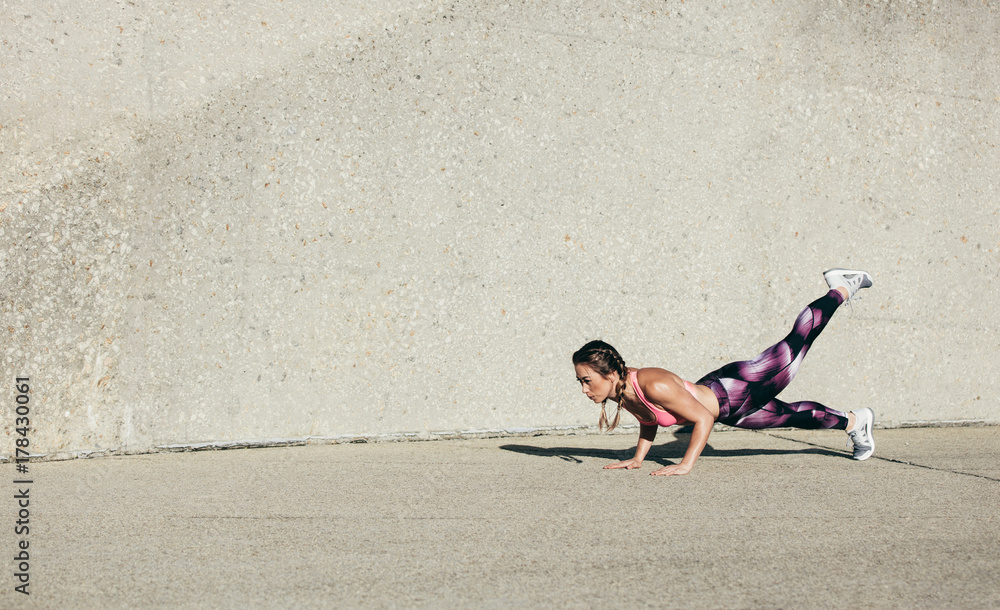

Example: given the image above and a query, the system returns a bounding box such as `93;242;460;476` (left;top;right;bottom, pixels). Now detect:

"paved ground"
4;426;999;608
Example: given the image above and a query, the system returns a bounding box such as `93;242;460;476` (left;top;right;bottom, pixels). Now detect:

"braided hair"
572;340;629;432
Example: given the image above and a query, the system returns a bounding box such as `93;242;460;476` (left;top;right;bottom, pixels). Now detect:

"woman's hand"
650;463;692;477
604;458;643;470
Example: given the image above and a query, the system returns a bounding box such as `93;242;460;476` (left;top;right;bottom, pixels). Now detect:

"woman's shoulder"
633;367;685;395
633;367;677;382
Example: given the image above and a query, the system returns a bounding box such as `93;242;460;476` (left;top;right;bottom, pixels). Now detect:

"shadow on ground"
499;431;844;465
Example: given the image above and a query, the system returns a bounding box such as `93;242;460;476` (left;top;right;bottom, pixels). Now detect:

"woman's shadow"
499;428;844;466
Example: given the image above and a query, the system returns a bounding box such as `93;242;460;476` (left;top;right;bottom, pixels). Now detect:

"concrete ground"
5;426;999;609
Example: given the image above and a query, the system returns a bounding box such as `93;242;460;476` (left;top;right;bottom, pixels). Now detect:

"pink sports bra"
629;370;699;427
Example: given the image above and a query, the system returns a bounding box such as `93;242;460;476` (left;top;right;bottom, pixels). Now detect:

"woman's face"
575;364;618;403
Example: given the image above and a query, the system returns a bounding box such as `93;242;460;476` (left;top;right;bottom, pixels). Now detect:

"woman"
572;268;875;476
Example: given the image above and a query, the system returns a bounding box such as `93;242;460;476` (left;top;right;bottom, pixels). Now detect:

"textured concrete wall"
2;1;998;458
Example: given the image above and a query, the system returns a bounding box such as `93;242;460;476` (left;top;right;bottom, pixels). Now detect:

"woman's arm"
638;371;716;476
604;424;657;470
650;414;712;476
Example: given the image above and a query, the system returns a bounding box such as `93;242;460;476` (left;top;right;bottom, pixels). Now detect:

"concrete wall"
2;0;998;458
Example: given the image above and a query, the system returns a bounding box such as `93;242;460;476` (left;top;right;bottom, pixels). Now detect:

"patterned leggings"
697;290;850;430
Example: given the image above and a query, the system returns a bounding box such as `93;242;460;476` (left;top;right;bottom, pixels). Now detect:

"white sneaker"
824;268;873;303
847;407;875;461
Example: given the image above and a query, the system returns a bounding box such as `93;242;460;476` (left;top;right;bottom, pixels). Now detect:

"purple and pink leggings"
697;290;850;430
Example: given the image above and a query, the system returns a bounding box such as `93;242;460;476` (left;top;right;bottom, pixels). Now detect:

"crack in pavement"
761;432;1000;483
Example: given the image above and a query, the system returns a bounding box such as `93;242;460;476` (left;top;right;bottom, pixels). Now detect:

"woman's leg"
718;397;848;430
699;290;847;429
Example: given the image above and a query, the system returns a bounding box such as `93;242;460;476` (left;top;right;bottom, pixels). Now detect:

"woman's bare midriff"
692;383;721;420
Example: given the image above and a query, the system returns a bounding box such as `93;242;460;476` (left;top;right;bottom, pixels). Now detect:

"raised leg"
700;290;846;424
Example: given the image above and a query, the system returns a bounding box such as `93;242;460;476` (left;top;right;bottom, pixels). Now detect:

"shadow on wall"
499;430;845;466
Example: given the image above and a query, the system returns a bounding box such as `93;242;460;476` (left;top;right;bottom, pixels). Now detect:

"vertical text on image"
13;376;32;596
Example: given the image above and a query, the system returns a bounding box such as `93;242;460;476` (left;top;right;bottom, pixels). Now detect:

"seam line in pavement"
761;432;1000;483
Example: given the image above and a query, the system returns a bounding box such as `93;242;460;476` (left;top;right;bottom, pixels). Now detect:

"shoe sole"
854;408;875;461
824;268;873;290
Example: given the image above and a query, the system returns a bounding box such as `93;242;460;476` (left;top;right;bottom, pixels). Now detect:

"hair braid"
608;349;628;397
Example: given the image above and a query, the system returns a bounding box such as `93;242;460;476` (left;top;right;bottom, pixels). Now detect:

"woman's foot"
824;268;873;303
847;407;875;460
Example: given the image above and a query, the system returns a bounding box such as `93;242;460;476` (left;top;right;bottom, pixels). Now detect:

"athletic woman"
572;268;876;477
